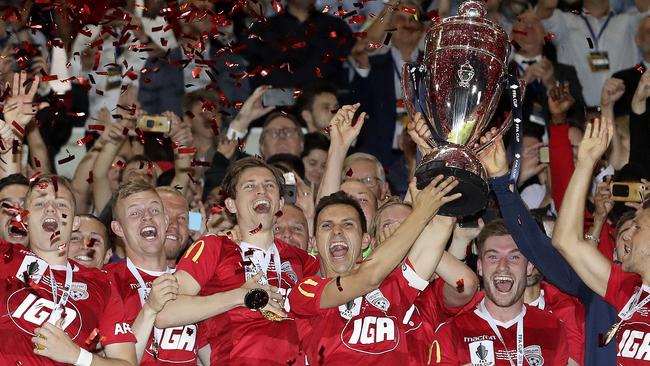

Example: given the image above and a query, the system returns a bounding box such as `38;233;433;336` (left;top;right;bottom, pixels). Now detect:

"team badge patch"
469;340;495;366
69;282;89;301
366;289;390;311
524;345;544;366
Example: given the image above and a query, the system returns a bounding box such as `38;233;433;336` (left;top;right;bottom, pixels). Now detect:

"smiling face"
68;217;110;269
0;184;28;245
158;191;189;263
478;235;532;308
225;167;284;233
302;149;327;186
621;209;650;275
25;182;77;256
314;204;370;276
112;190;168;261
273;204;309;250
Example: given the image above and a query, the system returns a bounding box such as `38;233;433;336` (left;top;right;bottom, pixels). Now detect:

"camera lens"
146;120;155;128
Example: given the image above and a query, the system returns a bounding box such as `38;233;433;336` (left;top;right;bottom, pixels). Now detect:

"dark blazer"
613;64;646;117
507;60;585;137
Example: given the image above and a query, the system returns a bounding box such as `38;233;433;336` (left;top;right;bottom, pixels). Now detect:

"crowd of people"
1;0;650;365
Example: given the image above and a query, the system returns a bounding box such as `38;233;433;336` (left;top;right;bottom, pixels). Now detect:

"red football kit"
430;300;569;365
604;263;650;365
177;234;319;366
0;240;135;365
105;260;197;365
405;278;466;366
287;260;428;365
529;281;585;365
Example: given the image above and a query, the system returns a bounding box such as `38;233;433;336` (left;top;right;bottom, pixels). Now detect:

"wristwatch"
244;288;269;310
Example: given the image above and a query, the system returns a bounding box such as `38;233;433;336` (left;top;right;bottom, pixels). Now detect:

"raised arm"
92;117;132;213
227;86;274;139
436;252;480;308
316;104;366;201
165;111;195;195
318;175;461;308
600;78;627;169
552;118;614;297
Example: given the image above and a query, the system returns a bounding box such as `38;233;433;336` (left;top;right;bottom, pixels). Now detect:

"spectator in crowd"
68;214;112;269
612;16;650;117
287;176;460;364
106;180;197;365
340;180;378;232
343;152;391;204
259;112;305;159
273;203;310;251
0;173;29;246
0;175;137;365
431;220;570;365
301;132;330;188
156;186;191;268
241;0;354;89
536;0;650;107
296;83;340;134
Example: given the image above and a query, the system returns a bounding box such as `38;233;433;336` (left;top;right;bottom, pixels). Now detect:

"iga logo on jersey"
468;340;495;366
8;289;81;338
342;315;399;354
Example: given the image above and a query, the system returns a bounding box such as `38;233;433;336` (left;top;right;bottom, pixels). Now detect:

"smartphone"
282;172;297;204
262;88;296;107
538;146;550;164
136;114;171;134
188;212;203;231
610;182;646;202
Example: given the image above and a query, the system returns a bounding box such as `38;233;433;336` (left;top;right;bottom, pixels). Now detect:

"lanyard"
48;262;73;324
579;12;613;51
240;242;283;291
618;286;650;322
477;300;525;366
126;258;171;305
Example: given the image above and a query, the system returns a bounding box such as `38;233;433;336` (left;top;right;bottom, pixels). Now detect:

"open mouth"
140;226;158;240
329;241;349;260
166;233;178;241
42;218;58;233
493;275;514;293
74;254;93;262
252;199;271;214
8;222;27;237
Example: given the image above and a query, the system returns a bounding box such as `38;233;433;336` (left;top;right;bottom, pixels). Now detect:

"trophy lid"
458;0;487;18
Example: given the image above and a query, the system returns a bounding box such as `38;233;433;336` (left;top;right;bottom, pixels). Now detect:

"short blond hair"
370;197;411;238
111;180;159;219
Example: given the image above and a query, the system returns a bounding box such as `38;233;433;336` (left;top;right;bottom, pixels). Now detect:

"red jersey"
177;234;319;366
604;263;650;365
531;281;585;365
105;261;197;365
0;240;135;365
287;260;428;365
430;301;569;365
406;278;466;366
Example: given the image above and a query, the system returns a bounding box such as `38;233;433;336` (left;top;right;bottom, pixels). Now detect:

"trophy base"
415;158;489;217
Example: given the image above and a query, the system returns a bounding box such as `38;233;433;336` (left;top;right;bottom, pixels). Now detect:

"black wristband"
244;288;269;310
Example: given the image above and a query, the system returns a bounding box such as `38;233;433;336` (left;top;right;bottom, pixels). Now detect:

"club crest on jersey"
281;261;297;284
69;282;89;301
469;340;495;366
342;315;399;354
366;289;390;311
524;345;544;366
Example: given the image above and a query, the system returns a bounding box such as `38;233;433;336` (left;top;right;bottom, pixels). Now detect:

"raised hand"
600;78;625;109
3;72;48;130
476;127;508;178
518;141;548;184
230;86;275;133
632;70;650;114
164;111;193;148
409;175;461;220
593;179;614;219
548;81;575;116
406;112;434;156
216;136;239;159
327;103;366;148
576;117;614;165
294;175;315;221
146;273;179;313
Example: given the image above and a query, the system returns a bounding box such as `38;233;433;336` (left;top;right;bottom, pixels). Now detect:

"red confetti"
11;121;25;136
86;238;96;248
427;9;440;23
455;279;465;293
33;157;40;168
402;6;416;14
50;176;58;193
177;147;197;154
329;31;337;38
346;168;353;177
544;32;554;43
352;32;367;38
368;42;383;49
635;63;646;73
315;67;323;79
87;124;105;131
57;151;74;165
186;327;194;336
191;66;202;79
84;328;100;346
191;159;210;167
86;171;93;184
210;204;224;215
249;223;263;235
291;41;307;49
275;210;283;217
76;135;93;146
272;1;284;13
348;15;366;24
92;52;100;71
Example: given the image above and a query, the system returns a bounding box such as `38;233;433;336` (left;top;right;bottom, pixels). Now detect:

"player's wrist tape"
74;348;93;366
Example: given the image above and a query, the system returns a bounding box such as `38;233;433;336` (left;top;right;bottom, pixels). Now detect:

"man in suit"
612;16;650;117
508;11;585;136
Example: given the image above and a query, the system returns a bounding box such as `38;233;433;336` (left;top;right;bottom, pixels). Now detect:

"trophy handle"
474;76;526;154
402;63;430;120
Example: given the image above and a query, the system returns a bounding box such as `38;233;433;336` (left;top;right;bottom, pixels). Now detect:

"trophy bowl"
402;0;515;217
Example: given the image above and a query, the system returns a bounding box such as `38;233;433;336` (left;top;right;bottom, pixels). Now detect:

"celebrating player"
430;219;569;365
155;157;320;365
286;174;461;364
105;180;198;365
67;214;112;269
0;174;137;365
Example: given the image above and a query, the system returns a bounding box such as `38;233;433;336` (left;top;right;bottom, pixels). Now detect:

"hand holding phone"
136;114;171;134
610;182;647;202
262;88;296;107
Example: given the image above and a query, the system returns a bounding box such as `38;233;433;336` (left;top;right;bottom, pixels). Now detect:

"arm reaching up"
552;118;614;297
316;104;366;201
